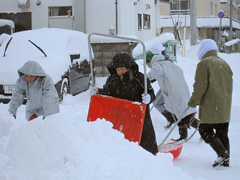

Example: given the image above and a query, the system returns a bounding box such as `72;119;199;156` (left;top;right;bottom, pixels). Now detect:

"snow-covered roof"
132;32;175;57
0;19;14;28
220;0;228;3
159;15;240;29
225;38;240;46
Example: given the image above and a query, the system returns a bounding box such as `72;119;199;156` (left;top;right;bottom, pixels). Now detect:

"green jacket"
188;50;233;124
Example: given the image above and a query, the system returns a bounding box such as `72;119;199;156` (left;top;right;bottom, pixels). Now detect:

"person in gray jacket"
188;39;233;167
146;43;199;141
8;61;60;121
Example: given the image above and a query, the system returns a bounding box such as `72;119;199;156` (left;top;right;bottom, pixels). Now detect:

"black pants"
198;123;229;146
140;107;159;155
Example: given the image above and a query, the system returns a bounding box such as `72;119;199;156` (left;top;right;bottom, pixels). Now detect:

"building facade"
159;0;240;49
0;0;160;42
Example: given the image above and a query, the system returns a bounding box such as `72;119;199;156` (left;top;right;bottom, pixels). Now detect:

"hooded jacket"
147;54;196;120
9;61;60;120
98;53;158;154
188;50;233;124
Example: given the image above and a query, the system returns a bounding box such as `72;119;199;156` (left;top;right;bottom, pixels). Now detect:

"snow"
225;38;240;46
132;32;175;57
159;15;240;29
0;28;90;85
0;30;240;180
0;33;10;46
18;0;27;6
0;19;14;28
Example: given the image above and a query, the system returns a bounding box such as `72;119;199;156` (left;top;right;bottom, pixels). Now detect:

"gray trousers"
153;89;166;113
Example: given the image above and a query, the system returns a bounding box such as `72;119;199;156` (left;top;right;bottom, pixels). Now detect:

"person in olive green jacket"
188;39;233;168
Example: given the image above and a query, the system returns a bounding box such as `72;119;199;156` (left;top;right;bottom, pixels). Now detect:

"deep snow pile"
0;94;194;180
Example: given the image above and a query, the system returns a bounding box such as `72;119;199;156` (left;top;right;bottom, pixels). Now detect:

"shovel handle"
88;33;147;95
158;117;182;147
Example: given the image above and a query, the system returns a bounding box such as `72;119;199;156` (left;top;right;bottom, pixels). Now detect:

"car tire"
60;78;69;101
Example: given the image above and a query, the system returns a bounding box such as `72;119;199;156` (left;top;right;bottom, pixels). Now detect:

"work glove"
89;86;98;95
142;93;151;104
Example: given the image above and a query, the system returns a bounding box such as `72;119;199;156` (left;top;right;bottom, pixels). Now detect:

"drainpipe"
115;0;118;35
229;0;233;40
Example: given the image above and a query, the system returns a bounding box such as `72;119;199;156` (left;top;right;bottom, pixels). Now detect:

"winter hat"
146;51;154;62
197;39;218;60
111;52;133;69
150;43;166;55
18;61;47;77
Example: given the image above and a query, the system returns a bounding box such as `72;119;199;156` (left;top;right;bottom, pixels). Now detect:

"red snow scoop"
158;141;183;159
87;94;146;144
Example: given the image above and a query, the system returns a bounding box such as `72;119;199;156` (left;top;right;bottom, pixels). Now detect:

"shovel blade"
87;94;146;144
158;141;183;159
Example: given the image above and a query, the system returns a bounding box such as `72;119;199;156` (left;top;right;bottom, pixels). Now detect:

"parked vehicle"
0;28;91;103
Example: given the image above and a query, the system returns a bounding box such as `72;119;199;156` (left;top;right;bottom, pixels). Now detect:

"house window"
171;0;180;10
138;14;142;31
160;0;170;3
170;0;189;15
49;6;72;17
180;0;189;10
143;14;150;29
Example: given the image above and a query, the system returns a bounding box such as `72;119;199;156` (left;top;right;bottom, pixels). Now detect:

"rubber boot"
189;117;199;129
172;126;188;141
209;137;229;167
221;144;230;167
162;110;176;129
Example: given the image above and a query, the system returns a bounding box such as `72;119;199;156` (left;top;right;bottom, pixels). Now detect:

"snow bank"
0;102;194;180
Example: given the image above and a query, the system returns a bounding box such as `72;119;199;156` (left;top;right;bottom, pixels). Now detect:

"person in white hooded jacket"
146;43;199;141
8;61;60;121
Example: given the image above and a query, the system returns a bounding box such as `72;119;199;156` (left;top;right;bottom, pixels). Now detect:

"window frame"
143;14;151;30
138;13;142;31
48;6;73;17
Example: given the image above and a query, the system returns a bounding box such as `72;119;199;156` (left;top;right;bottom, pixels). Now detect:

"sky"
0;31;240;180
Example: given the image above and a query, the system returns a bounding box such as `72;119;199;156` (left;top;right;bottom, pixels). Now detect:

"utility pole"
190;0;197;45
229;0;233;40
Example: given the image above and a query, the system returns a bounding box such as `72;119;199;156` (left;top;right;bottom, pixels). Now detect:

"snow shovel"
87;94;146;144
87;33;183;158
87;33;147;145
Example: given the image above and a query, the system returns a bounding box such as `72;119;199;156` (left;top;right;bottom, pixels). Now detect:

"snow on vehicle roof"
0;28;89;84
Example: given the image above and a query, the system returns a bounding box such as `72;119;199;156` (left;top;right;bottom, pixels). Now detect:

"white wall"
0;0;73;29
133;0;156;41
0;0;158;41
85;0;115;35
86;0;157;41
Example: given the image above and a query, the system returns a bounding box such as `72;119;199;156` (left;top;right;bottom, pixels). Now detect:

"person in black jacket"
90;53;158;154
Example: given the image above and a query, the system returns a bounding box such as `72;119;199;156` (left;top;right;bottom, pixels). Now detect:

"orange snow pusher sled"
87;33;183;159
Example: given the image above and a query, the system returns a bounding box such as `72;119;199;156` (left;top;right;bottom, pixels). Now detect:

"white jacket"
9;61;60;120
147;55;196;120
